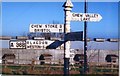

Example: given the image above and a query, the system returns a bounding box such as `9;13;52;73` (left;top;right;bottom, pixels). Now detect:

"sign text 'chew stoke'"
71;13;102;22
30;24;64;33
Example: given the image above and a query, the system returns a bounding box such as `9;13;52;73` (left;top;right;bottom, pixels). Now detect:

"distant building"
105;54;118;63
39;54;53;64
2;54;16;64
0;36;12;40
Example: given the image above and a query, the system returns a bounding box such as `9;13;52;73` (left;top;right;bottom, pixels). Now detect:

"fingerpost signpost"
63;0;102;75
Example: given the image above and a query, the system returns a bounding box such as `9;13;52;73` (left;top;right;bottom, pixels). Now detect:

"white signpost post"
63;0;102;75
29;24;64;33
71;13;102;22
63;0;73;75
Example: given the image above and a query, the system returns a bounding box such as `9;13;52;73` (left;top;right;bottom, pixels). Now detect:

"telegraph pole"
63;0;73;75
84;0;88;74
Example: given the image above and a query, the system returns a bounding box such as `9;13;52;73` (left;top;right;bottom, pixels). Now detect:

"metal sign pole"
84;0;88;74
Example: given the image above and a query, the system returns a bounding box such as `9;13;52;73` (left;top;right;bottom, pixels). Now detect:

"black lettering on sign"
45;24;48;28
55;24;57;28
72;13;83;17
33;42;35;44
59;29;62;32
34;29;37;32
45;41;47;44
38;24;42;28
10;43;14;47
41;29;44;32
42;41;44;44
36;41;38;44
85;14;90;17
95;14;98;18
38;46;41;48
16;43;19;47
47;29;50;32
27;46;29;48
83;18;90;21
16;42;25;48
79;14;83;17
60;25;62;28
31;24;34;28
34;24;38;28
76;14;79;17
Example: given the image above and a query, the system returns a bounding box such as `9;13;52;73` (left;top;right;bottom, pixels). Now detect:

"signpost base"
64;58;69;76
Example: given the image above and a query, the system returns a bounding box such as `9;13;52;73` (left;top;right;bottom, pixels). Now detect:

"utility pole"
84;0;88;74
63;0;73;75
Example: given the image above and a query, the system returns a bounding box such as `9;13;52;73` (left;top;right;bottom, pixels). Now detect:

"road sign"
9;40;26;49
65;31;83;41
71;12;102;22
46;40;64;49
26;40;63;49
26;40;53;49
30;24;64;33
46;31;83;49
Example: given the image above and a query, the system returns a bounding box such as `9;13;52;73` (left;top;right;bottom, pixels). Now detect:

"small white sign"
26;40;54;49
9;40;26;49
29;24;64;33
71;12;102;22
